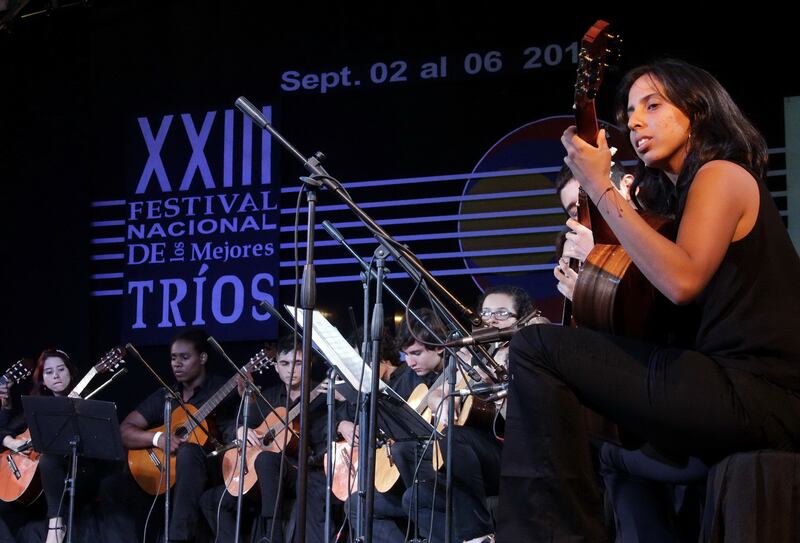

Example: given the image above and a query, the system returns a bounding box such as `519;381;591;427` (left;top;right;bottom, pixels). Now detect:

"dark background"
1;2;795;415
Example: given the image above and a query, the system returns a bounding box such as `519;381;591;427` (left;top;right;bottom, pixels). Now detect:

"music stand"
22;396;124;543
283;304;438;443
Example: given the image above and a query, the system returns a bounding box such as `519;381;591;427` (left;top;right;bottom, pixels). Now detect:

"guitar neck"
68;368;98;398
270;380;328;434
575;101;600;146
186;375;238;432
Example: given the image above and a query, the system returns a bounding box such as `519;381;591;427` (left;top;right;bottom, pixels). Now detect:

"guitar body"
0;430;42;505
127;404;209;495
573;209;676;340
259;406;298;455
406;383;433;422
432;383;499;470
220;406;295;497
221;444;261;497
324;440;398;502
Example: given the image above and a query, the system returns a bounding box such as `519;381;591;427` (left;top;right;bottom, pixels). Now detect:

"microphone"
207;439;242;458
484;389;509;403
235;97;270;129
451;382;508;398
321;220;345;244
444;326;516;347
444;309;550;347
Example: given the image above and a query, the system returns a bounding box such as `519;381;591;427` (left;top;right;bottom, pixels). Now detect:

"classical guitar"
0;347;126;504
222;379;329;497
324;437;396;502
127;348;272;496
567;20;675;340
561;19;620;327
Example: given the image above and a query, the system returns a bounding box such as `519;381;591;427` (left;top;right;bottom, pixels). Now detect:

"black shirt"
0;407;25;444
387;362;439;400
245;382;340;461
693;180;800;389
134;373;239;443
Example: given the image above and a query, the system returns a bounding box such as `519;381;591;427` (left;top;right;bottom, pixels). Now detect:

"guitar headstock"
94;346;127;374
574;19;622;144
575;20;621;105
1;359;33;386
243;348;274;374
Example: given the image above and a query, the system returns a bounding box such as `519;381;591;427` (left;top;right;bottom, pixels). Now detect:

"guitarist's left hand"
564;218;595;262
555;258;579;301
561;127;614;201
317;381;346;402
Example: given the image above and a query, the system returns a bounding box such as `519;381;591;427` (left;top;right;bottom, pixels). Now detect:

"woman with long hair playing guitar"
2;350;80;543
497;57;800;541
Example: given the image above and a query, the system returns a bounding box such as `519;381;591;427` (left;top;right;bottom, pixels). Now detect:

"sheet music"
284;305;385;394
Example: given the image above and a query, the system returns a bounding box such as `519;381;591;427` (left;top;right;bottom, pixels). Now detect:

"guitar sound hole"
174;427;188;440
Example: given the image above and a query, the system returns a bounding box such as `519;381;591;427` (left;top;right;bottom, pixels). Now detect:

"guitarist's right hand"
155;432;185;454
337;421;359;446
236;426;263;449
2;436;30;454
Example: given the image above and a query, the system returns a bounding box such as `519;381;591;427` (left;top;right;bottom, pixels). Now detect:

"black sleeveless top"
693;178;800;390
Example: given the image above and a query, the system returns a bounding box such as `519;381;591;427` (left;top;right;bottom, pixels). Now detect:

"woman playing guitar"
496;58;800;542
1;350;80;543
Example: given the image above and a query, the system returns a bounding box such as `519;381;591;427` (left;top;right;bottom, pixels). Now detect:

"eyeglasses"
479;309;517;321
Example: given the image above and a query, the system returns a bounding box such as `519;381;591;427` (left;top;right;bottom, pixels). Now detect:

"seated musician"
392;300;532;543
0;359;35;543
450;285;534;543
0;350;85;543
100;328;238;543
496;59;800;542
201;334;336;543
336;325;421;543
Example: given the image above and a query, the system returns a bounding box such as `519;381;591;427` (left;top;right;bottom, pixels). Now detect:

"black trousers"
497;324;800;542
38;453;107;519
201;451;329;543
99;443;218;542
599;443;708;543
393;425;502;542
344;484;406;543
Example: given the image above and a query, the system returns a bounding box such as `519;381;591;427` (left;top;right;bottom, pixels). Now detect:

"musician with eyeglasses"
395;290;534;543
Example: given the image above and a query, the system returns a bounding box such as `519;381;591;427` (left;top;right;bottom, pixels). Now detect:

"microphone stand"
163;391;172;543
356;270;371;541
235;97;503;543
324;365;338;543
444;342;458;543
322;222;498;386
125;343;221;542
206;337;277;543
236;97;329;541
364;245;388;543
